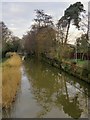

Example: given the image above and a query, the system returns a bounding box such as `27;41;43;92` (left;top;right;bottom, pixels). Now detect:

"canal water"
2;58;90;119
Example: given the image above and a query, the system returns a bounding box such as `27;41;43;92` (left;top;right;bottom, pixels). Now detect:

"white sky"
1;0;89;44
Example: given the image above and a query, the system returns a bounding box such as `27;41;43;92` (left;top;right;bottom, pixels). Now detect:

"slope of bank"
2;53;22;109
41;54;90;83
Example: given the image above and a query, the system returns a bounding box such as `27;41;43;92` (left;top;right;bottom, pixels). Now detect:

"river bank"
2;53;22;109
41;54;90;84
2;58;89;118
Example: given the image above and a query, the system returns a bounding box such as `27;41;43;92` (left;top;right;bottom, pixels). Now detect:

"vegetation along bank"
41;53;90;84
2;53;22;109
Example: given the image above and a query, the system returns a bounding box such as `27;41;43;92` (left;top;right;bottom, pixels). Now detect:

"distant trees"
23;2;86;61
11;36;21;52
56;2;85;61
1;2;86;62
0;22;2;58
34;9;56;57
34;9;53;27
23;29;36;55
1;22;12;57
75;34;89;60
36;26;56;57
0;22;21;57
57;2;85;44
23;10;56;58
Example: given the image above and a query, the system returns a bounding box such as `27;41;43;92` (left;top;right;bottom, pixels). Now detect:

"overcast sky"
1;0;89;44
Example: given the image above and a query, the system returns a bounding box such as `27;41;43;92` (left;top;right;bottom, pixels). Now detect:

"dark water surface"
2;58;90;119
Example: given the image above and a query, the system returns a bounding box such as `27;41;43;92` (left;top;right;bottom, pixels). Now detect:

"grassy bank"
41;54;90;83
2;53;22;109
0;63;2;107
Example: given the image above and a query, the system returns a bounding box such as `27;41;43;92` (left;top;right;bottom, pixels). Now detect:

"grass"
76;60;88;67
0;63;2;107
2;52;22;109
66;59;88;67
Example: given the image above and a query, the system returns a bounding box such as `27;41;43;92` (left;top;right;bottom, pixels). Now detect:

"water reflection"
2;58;89;118
24;59;89;118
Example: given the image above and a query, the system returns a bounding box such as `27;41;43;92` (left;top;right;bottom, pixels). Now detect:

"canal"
2;58;90;119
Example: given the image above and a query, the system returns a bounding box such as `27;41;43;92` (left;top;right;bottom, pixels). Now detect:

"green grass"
66;59;88;67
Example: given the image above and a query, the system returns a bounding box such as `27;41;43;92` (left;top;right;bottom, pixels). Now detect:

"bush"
61;62;71;72
88;74;90;81
81;62;89;78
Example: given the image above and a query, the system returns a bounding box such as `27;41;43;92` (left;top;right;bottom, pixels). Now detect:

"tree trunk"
65;20;71;44
76;48;78;62
82;53;85;60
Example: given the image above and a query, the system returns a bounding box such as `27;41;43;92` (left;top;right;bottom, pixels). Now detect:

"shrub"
81;62;89;79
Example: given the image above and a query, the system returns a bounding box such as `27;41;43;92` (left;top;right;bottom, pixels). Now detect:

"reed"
2;53;22;108
0;64;2;107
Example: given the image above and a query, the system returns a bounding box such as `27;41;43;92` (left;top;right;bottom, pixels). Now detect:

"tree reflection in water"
24;58;89;119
